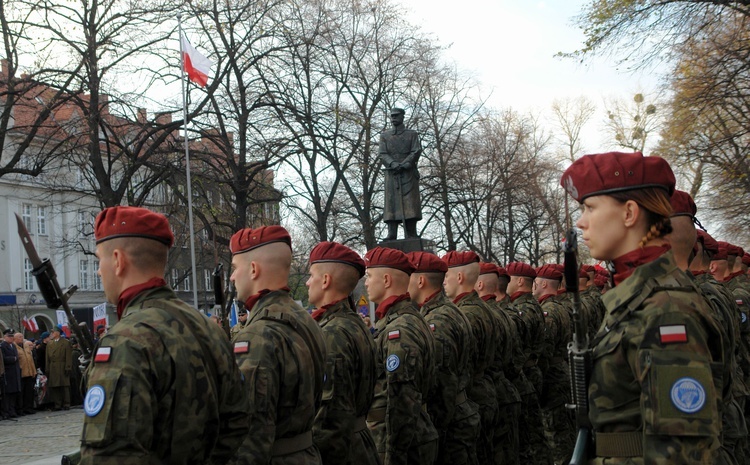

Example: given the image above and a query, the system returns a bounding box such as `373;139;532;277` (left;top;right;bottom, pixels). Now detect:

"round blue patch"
84;385;106;417
670;377;706;414
742;312;747;324
386;354;400;372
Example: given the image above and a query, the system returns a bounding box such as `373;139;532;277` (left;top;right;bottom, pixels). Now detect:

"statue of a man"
378;108;422;240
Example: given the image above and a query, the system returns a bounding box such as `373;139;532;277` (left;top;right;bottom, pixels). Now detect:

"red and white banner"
21;315;39;332
180;35;212;87
56;310;71;337
93;303;108;330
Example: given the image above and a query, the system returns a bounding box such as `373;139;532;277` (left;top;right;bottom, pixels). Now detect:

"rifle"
564;227;593;465
213;264;229;337
15;214;95;367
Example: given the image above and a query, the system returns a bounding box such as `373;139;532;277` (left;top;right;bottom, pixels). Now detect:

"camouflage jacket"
589;251;723;463
512;292;546;367
501;304;536;397
582;285;606;339
80;286;249;465
369;297;438;465
312;298;379;465
484;298;522;405
539;295;571;409
454;291;497;379
421;291;473;430
231;289;326;465
229;319;247;342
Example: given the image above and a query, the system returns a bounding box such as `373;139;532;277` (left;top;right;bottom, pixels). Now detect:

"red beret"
230;226;291;255
743;253;750;267
364;247;414;274
309;241;365;278
581;264;596;274
496;266;509;279
696;230;719;256
670;190;697;218
441;251;480;268
714;240;729;261
561;152;675;202
536;264;562;280
479;262;499;276
506;262;536;279
594;274;609;288
407;251;448;273
579;268;589;279
551;264;564;275
94;206;174;247
726;243;744;257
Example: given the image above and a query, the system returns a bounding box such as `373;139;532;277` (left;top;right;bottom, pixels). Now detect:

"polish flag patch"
737;300;744;306
659;325;688;344
429;324;436;332
388;330;400;340
94;347;111;363
234;341;249;354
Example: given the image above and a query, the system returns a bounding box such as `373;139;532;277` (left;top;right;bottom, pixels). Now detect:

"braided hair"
609;187;673;249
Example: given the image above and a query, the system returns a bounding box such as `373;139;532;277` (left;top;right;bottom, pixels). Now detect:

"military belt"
456;390;467;405
271;431;313;456
367;407;386;422
354;415;367;432
595;431;642;457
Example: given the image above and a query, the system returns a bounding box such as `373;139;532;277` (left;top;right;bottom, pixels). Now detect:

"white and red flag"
22;315;39;332
180;35;212;87
93;303;108;330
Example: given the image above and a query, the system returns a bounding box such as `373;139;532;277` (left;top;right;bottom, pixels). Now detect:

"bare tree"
551;96;596;162
603;92;662;153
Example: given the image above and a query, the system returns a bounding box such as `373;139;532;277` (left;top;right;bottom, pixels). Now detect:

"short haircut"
317;262;361;294
103;237;168;274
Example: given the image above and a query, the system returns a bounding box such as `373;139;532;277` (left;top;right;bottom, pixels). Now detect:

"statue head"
390;108;405;128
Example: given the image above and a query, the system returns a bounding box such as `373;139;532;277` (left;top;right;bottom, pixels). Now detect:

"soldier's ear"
622;200;640;228
456;271;465;285
383;272;393;289
321;273;331;290
112;248;126;277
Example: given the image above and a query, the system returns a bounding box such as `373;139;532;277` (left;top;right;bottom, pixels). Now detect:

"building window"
172;269;180;291
183;270;191;291
79;260;89;290
22;204;32;230
93;261;102;291
24;258;34;291
37;206;47;235
204;269;212;291
78;211;88;237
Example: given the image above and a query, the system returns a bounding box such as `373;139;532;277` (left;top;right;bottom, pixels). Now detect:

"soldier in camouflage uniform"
475;262;522;465
561;152;724;463
305;241;379;465
580;265;605;339
364;247;438;465
229;307;248;342
407;251;480;465
229;226;326;465
80;206;249;464
441;251;499;465
533;265;575;465
505;261;550;465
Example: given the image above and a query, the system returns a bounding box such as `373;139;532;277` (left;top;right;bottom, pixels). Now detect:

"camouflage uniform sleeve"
425;316;459;432
80;332;169;464
632;296;721;462
232;325;280;465
385;334;422;465
313;322;358;465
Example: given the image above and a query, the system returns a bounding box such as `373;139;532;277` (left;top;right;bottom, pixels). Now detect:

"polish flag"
180;35;212;87
659;325;687;344
22;316;39;332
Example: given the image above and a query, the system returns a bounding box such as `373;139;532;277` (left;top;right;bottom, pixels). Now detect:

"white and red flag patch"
659;325;688;344
94;347;112;363
388;330;400;340
234;341;249;354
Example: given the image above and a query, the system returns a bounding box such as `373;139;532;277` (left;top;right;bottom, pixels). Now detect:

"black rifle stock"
564;228;593;465
212;264;230;337
15;214;94;365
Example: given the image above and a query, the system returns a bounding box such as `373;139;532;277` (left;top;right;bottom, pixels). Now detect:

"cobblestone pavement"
0;408;83;464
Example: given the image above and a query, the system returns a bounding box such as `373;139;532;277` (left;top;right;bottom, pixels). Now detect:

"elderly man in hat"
229;225;326;465
45;326;72;411
378;108;423;240
79;206;248;464
364;247;438;465
306;242;378;465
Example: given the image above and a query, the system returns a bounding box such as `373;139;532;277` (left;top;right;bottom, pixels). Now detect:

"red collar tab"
116;277;166;320
375;293;410;320
612;245;671;286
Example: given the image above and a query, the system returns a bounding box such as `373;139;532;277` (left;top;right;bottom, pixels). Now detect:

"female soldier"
560;152;724;464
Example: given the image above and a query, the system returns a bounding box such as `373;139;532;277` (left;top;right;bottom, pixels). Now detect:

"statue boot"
385;222;399;241
405;219;418;238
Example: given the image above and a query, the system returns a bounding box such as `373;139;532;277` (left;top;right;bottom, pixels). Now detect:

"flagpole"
177;14;200;309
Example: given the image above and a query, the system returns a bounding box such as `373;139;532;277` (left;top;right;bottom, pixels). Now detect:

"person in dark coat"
35;331;50;375
1;328;22;419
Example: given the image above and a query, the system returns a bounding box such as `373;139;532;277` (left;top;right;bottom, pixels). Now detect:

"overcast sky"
401;0;664;153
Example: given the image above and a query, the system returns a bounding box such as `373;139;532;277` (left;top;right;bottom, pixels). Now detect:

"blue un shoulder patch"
84;385;106;417
386;354;400;372
670;377;706;414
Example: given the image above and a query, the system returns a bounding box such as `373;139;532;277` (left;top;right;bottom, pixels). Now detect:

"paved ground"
0;408;83;464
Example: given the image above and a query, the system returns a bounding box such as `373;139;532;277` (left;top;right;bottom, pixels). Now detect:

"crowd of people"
5;150;749;464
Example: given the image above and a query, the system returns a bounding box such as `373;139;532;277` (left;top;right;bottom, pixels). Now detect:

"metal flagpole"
177;14;200;309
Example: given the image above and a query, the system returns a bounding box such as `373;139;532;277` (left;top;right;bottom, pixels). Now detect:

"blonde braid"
638;217;673;249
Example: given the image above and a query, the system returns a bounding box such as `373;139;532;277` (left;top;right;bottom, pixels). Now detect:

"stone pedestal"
377;237;435;253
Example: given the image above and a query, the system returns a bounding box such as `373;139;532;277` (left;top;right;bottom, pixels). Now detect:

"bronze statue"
378;108;422;240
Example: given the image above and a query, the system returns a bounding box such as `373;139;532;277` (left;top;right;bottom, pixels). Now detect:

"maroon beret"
581;264;596;274
696;230;719;256
670;190;697;218
561;152;676;202
441;251;480;268
230;226;291;255
743;253;750;267
309;241;365;278
726;243;744;257
407;251;448;273
536;264;562;281
94;206;174;247
579;268;589;279
496;266;510;279
506;262;536;279
551;264;565;275
714;240;729;261
479;262;499;276
364;247;414;274
594;273;609;288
